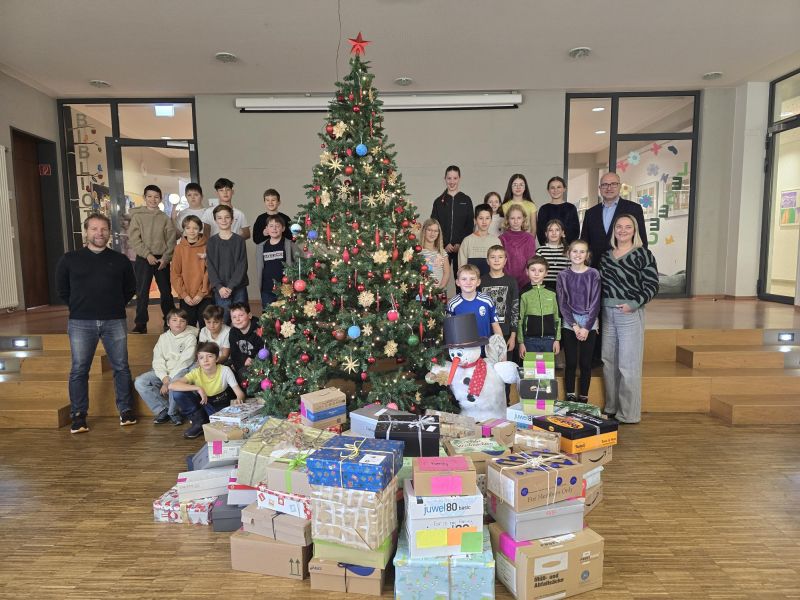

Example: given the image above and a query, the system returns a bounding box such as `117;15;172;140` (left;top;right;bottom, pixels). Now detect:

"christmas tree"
248;34;452;416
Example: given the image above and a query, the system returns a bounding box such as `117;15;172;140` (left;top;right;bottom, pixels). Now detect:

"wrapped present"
490;522;603;600
264;448;314;496
311;478;397;551
477;473;489;517
306;435;404;492
487;450;582;512
374;414;440;457
207;439;244;465
522;352;555;379
567;445;612;469
302;412;346;430
241;503;312;546
202;412;270;442
394;529;495;600
425;409;482;441
211;495;244;532
532;412;619;453
230;530;311;579
479;418;516;447
287;410;344;432
554;399;602;417
152;487;215;525
412;455;477;497
350;404;414;437
513;428;561;454
584;482;603;515
488;494;584;541
403;479;483;558
309;558;385;596
186;445;211;471
176;466;231;502
518;379;558;411
257;484;312;519
313;532;396;569
208;399;264;426
300;387;346;422
227;469;258;505
237;417;335;488
443;437;510;475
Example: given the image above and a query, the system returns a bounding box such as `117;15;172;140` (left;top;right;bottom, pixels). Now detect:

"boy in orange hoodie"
170;215;211;327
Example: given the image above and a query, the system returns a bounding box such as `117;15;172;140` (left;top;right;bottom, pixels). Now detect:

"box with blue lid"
306;435;404;492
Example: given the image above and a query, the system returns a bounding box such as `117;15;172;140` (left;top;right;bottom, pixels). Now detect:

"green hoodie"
518;284;561;341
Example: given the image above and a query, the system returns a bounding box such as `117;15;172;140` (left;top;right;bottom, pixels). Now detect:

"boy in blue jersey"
447;264;503;341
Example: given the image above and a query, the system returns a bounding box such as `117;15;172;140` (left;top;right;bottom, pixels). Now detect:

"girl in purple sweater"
556;239;601;403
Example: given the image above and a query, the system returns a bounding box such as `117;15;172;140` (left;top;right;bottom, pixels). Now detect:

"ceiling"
1;0;799;98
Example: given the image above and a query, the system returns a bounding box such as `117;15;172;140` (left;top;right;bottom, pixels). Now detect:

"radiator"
0;147;20;310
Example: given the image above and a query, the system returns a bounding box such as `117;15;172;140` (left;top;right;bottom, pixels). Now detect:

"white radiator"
0;147;20;310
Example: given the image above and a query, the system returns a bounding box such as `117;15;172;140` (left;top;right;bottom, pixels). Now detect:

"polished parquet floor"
0;414;798;600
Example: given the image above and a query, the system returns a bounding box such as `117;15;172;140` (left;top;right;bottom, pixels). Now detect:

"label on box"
448;438;505;453
487;467;515;505
417;456;469;471
495;553;517;595
360;453;386;465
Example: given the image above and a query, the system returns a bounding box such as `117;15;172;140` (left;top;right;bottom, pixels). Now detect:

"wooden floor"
0;414;798;599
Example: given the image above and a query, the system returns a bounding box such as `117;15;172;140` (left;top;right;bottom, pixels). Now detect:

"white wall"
195;91;566;298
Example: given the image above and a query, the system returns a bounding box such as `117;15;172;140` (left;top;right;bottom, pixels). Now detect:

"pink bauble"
260;378;272;391
387;309;400;322
293;279;307;292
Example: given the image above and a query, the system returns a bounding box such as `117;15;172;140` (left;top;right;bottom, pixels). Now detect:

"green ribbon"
275;451;310;494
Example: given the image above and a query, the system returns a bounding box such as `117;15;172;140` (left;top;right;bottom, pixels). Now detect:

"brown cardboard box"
487;451;583;511
584;482;603;515
567;446;613;469
203;422;245;442
309;558;385;596
513;429;561;454
443;437;511;475
264;451;313;497
230;530;312;579
411;456;477;496
240;503;312;546
490;522;604;600
301;412;347;430
478;418;517;447
301;387;346;413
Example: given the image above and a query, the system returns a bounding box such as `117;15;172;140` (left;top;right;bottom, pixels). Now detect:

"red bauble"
256;327;263;337
352;222;360;231
342;248;351;263
346;148;353;156
308;272;316;280
387;309;400;321
300;353;310;363
293;279;307;292
356;238;364;246
344;179;352;186
382;158;390;165
401;219;409;228
344;165;354;175
383;271;392;281
394;206;403;214
295;377;305;386
395;357;406;364
353;106;361;113
367;271;374;279
414;245;422;252
357;283;366;292
281;275;290;284
325;124;334;135
303;329;311;336
314;261;322;268
420;265;429;273
337;94;345;102
408;233;416;241
348;93;355;101
351;246;359;255
315;302;324;312
330;276;338;283
431;357;438;364
367;356;376;364
361;372;368;381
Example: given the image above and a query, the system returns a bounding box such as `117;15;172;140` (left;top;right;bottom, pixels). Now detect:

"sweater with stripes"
599;247;659;310
535;243;570;290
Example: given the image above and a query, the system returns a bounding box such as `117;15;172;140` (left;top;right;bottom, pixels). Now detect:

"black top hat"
443;313;489;348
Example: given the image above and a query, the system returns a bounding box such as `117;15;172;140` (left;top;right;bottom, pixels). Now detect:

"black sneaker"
566;393;578;403
183;421;204;439
153;409;171;424
70;415;89;434
120;411;137;426
131;324;147;334
171;415;185;426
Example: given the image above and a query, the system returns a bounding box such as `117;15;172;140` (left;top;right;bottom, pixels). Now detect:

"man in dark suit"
580;172;648;268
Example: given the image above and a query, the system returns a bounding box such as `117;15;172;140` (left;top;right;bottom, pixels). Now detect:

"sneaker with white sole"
120;411;137;426
71;415;89;434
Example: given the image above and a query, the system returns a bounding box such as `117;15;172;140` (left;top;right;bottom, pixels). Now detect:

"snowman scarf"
462;358;487;397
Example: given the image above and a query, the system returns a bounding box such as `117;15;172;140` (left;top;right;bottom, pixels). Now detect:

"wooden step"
674;328;765;346
700;368;800;395
676;345;787;369
40;333;160;353
0;398;71;428
710;394;800;425
19;351;103;376
641;362;711;413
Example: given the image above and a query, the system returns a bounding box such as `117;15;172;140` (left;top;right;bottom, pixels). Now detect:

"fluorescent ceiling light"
154;105;175;117
592;107;605;112
594;130;607;135
235;92;522;112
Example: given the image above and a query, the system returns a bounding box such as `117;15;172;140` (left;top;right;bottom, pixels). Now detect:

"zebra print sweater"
599;247;659;309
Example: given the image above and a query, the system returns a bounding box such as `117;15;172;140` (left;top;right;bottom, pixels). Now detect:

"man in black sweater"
56;212;138;433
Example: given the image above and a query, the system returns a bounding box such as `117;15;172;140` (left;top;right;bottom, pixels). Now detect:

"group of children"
134;302;263;439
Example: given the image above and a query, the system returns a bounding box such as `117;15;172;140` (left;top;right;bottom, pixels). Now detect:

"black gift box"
211;495;246;532
373;415;440;457
518;378;559;400
532;411;619;440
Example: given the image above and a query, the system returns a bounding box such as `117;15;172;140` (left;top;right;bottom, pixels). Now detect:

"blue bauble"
307;229;318;240
347;325;362;339
355;143;368;157
290;223;302;235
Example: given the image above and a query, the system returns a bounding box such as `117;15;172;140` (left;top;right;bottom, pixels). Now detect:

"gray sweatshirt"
206;233;249;290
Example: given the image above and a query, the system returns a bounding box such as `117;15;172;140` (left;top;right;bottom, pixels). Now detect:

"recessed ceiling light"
595;130;607;135
592;107;605;112
89;79;111;88
702;71;723;80
394;77;414;87
568;47;592;59
154;105;175;117
215;51;239;63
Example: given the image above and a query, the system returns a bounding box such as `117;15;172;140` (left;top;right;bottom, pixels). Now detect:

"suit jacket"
580;198;648;268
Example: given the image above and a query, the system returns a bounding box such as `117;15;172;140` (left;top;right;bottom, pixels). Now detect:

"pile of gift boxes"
151;379;618;599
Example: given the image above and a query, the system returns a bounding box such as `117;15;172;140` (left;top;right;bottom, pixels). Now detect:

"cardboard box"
513;428;561;454
412;456;477;497
300;386;346;415
519;378;558;406
301;412;347;430
227;469;258;505
257;485;312;519
583;465;603;489
554;399;602;417
532;412;619;453
584;482;603;515
313;532;396;569
522;352;555;379
351;404;414;437
309;558;386;596
425;409;482;441
241;503;312;546
310;478;397;551
479;418;516;447
175;466;231;502
488;495;584;541
186;445;212;471
264;449;314;497
207;439;245;465
403;479;483;558
152;487;215;525
209;399;264;426
394;529;495;600
211;495;244;532
567;445;613;469
287;410;343;433
203;421;245;442
306;435;404;492
374;415;440;457
443;437;511;475
490;523;603;600
230;530;311;580
507;403;536;430
487;451;583;512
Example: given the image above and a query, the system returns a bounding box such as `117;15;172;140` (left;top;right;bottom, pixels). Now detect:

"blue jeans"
523;336;555;352
68;319;132;418
173;390;233;418
134;367;190;417
260;286;277;311
214;286;248;324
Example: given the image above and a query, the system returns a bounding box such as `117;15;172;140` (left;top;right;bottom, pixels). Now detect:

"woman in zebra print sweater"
599;214;659;424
